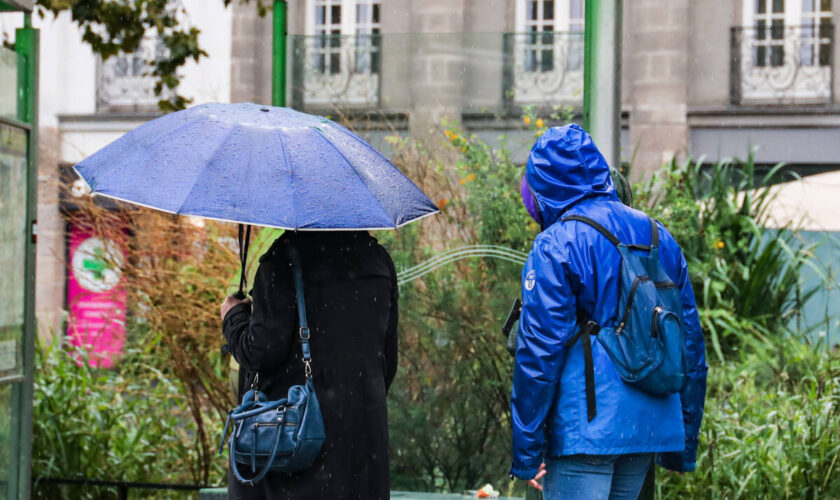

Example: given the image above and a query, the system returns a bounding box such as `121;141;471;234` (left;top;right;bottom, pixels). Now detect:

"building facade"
232;0;840;179
8;0;840;348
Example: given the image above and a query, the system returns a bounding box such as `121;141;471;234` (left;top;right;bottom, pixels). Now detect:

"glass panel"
357;4;367;23
529;1;539;21
773;0;785;13
543;0;554;21
372;4;380;23
541;48;554;72
771;45;785;66
0;384;14;500
758;0;767;14
330;52;341;74
0;47;17;120
331;5;341;24
821;0;832;10
571;0;583;20
804;0;814;12
819;17;833;37
316;5;325;25
771;19;784;39
0;123;27;381
756;45;767;66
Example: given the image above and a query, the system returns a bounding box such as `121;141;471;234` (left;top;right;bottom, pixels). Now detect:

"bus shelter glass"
0;123;27;379
0;47;17;120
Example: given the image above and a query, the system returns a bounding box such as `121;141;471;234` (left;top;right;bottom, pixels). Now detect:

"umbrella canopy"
74;102;438;230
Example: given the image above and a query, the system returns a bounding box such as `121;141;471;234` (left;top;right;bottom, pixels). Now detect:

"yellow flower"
714;240;725;249
461;146;466;153
536;118;544;128
460;178;467;185
450;134;459;142
437;198;448;210
523;116;531;125
467;173;476;181
444;130;452;138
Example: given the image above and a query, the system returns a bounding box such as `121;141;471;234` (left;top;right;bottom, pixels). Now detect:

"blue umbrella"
74;102;439;296
74;102;438;230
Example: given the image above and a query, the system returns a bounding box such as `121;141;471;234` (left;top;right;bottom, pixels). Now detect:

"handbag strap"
227;410;288;486
288;241;313;380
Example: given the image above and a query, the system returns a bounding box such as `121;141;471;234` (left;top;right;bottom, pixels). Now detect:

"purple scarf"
520;175;541;226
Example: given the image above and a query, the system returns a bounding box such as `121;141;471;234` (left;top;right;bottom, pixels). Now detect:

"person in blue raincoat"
511;124;708;499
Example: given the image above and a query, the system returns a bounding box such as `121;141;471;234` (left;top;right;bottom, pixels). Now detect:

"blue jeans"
542;453;652;500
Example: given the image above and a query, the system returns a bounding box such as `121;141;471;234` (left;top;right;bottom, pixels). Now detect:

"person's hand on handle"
527;462;547;491
221;294;251;321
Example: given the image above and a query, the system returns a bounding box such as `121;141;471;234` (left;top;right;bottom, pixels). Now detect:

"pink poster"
66;224;126;368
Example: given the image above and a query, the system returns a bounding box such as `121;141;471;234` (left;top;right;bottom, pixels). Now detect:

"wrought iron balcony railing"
291;34;382;109
502;31;585;109
289;32;584;114
731;25;834;105
96;35;166;113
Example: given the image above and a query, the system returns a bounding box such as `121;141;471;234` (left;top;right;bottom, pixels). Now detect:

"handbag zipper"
252;421;298;428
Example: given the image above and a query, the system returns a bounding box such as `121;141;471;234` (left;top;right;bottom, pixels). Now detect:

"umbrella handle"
237;224;252;298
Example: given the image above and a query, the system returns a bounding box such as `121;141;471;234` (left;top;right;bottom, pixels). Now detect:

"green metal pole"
15;11;39;500
582;0;596;132
272;0;287;107
582;0;622;169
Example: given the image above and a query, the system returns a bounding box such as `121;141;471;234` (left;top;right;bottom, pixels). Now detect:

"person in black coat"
221;231;398;500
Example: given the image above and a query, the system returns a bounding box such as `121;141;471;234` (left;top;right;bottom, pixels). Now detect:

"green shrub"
657;335;840;498
31;338;223;499
635;155;824;359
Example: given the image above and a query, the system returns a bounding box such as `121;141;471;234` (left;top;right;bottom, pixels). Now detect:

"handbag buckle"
298;327;310;341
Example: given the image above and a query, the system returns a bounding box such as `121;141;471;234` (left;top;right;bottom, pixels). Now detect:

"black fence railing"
34;477;210;500
731;25;834;105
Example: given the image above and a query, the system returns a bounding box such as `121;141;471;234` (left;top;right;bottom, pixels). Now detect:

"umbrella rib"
274;127;297;230
173;127;240;217
311;127;396;228
327;124;434;205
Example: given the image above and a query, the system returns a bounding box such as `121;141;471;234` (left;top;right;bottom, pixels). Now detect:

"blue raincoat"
510;125;708;479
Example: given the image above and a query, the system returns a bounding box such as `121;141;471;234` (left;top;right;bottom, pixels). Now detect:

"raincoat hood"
525;124;616;226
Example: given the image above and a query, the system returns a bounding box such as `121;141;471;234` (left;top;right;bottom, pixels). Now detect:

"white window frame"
740;0;834;103
302;0;381;106
512;0;584;105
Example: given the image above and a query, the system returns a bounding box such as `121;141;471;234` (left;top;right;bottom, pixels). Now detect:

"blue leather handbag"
219;242;326;485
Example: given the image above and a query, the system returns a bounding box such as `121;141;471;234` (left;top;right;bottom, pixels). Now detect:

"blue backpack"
563;215;687;421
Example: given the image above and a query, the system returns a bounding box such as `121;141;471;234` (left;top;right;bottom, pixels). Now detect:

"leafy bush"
635;155;824;359
31;338;224;499
657;335;840;498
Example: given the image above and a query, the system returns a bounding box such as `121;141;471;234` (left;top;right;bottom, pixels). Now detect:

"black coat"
223;231;398;500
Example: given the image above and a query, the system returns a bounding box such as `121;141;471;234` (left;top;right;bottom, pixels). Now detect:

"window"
524;0;556;72
745;0;835;68
354;0;380;74
299;0;382;107
568;0;584;70
314;0;342;75
737;0;834;103
510;0;585;106
801;0;833;66
754;0;787;67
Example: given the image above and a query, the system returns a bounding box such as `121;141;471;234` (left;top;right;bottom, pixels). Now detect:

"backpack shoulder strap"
562;215;621;247
649;217;659;249
563;214;660;253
